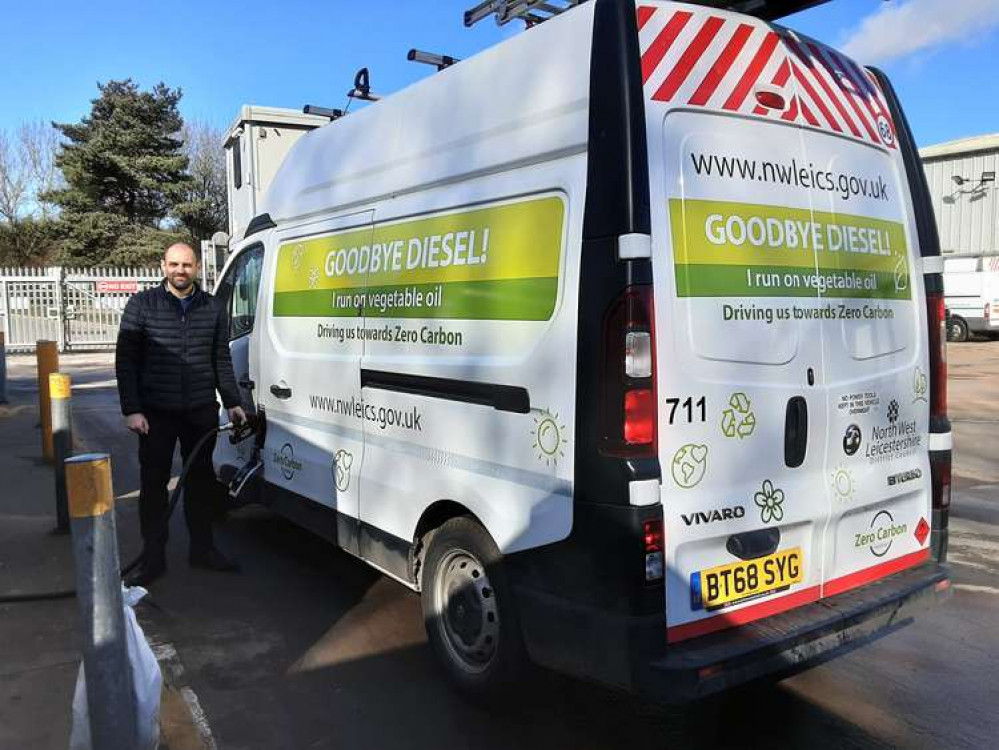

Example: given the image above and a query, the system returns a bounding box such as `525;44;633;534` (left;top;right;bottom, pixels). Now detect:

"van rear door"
794;36;933;597
637;2;932;640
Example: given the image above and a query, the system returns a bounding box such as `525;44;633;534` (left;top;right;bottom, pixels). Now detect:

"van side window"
223;245;264;340
232;135;242;190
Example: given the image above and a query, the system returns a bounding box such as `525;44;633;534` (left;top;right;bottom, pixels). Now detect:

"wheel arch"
410;499;487;589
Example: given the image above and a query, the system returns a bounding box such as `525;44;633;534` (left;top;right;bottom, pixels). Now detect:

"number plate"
691;548;804;611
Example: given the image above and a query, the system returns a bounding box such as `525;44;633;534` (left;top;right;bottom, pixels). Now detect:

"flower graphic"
308;266;320;289
754;480;785;524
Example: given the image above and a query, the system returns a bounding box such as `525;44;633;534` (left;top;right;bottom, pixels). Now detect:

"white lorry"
212;0;951;702
944;255;999;341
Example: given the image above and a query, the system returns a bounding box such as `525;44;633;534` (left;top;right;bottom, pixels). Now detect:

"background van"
212;0;951;702
944;255;999;341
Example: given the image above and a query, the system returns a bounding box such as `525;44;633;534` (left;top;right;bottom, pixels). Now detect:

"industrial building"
921;134;998;257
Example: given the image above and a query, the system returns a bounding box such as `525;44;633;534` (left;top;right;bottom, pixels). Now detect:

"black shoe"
124;558;167;588
189;547;241;573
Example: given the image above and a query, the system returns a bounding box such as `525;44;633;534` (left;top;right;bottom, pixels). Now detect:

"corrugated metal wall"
922;147;998;255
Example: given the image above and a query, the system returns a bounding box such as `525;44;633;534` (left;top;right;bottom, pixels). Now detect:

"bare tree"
174;120;228;242
20;121;62;219
0;121;61;224
0;121;62;264
0;129;30;224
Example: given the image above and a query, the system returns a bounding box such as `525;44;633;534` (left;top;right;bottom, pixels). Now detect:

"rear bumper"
514;560;949;703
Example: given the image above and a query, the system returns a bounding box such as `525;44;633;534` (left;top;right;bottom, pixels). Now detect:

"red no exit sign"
96;280;139;294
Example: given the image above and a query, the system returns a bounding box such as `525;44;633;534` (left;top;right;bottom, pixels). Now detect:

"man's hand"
125;413;149;435
228;406;247;426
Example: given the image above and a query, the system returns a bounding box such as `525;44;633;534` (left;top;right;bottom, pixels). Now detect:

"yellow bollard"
65;453;114;519
65;453;140;747
51;373;73;532
36;340;59;463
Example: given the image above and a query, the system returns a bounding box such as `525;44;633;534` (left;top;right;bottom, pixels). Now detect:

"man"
116;243;246;587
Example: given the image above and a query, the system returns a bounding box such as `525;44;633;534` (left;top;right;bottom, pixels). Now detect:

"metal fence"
0;267;161;352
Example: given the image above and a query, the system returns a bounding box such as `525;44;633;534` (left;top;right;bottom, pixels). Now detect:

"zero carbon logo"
273;443;303;481
843;424;862;456
855;510;907;558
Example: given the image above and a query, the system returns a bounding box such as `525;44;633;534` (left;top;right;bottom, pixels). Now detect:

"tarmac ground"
1;341;997;749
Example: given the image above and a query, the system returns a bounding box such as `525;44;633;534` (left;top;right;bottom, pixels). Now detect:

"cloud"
840;0;999;65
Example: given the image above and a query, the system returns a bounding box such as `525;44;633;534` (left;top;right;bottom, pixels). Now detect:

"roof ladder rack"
464;0;834;26
464;0;586;27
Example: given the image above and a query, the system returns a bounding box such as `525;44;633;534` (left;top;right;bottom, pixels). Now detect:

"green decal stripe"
669;198;909;275
275;196;565;292
675;264;912;300
273;277;558;320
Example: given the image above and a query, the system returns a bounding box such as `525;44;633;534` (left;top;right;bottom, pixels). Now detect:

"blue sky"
2;0;997;147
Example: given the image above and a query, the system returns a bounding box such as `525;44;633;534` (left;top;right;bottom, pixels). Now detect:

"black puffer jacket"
115;282;240;415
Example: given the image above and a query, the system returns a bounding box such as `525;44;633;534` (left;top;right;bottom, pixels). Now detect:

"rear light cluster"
601;285;657;457
926;290;951;526
930;454;952;510
643;517;664;582
926;292;948;419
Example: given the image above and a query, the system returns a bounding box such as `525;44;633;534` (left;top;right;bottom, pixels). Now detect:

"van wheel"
947;316;969;343
421;517;525;701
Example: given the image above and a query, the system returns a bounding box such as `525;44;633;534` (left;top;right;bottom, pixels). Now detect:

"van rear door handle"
270;384;292;400
784;396;808;468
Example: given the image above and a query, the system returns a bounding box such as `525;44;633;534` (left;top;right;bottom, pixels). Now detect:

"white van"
212;0;952;702
944;255;999;341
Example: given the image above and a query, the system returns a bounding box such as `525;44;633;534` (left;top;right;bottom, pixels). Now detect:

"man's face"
162;246;199;293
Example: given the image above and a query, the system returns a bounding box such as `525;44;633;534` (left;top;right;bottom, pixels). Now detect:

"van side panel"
253;4;599;571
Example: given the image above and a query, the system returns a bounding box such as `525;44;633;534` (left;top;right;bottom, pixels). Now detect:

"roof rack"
463;0;832;27
464;0;585;27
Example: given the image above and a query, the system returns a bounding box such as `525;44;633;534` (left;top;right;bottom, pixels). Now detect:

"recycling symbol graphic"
721;392;756;439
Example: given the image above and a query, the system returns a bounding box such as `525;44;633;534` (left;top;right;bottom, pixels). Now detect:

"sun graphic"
830;465;856;503
532;411;567;467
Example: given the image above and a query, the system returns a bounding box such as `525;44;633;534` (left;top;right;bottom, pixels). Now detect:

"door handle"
239;376;255;391
270;384;292;400
784;396;808;468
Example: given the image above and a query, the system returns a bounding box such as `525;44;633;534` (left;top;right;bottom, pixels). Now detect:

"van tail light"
643;516;664;582
600;285;657;458
926;292;947;419
985;302;991;324
930;454;951;510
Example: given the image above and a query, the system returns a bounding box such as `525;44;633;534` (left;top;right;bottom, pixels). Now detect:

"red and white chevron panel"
637;3;897;149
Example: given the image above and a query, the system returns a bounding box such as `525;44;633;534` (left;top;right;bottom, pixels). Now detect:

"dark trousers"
138;405;219;560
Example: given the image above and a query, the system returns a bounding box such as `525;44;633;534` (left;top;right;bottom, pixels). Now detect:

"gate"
0;267;160;352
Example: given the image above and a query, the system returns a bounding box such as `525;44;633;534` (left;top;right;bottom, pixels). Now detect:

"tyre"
947;316;969;343
420;516;526;701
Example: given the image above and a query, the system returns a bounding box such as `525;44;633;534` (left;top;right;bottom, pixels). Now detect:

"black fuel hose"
0;419;250;603
120;421;239;578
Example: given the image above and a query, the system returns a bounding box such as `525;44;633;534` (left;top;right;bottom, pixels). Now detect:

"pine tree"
46;79;192;264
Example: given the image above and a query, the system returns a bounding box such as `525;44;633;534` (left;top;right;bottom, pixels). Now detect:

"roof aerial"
464;0;832;27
